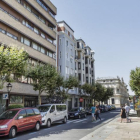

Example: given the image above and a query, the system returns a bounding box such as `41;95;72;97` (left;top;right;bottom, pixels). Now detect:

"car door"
50;105;57;122
56;105;61;121
25;109;36;129
16;109;28;132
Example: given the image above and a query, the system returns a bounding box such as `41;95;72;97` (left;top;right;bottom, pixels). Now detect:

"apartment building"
57;21;95;110
96;77;129;107
0;0;57;111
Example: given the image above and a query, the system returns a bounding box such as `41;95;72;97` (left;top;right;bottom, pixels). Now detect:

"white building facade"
96;77;129;107
57;21;95;110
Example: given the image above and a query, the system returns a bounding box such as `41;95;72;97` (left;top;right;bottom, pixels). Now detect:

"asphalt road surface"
1;108;121;140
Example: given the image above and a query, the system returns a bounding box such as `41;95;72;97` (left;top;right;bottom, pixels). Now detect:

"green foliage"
26;63;58;105
7;104;23;110
0;45;28;89
130;67;140;96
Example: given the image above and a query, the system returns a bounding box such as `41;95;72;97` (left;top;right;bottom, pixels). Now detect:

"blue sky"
51;0;140;95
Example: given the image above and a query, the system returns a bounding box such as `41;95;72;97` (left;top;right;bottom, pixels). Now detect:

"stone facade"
96;77;129;107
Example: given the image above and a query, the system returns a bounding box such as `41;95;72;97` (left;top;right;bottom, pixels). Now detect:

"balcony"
4;0;56;39
0;32;56;66
43;0;57;15
27;0;56;27
0;10;56;52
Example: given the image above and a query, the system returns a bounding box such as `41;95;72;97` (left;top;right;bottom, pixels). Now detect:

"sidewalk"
80;116;140;140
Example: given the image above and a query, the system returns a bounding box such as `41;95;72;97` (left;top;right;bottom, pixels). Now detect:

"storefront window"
10;95;23;104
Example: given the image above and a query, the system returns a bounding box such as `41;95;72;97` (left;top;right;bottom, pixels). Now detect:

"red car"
0;108;42;138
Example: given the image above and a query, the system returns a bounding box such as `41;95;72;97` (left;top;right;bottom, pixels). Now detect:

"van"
38;104;67;127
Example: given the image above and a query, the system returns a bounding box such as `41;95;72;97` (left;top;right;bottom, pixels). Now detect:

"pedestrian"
125;103;131;123
120;106;126;123
95;105;101;121
90;104;96;121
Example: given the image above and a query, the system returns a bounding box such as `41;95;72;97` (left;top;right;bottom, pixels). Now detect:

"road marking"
92;118;105;123
9;138;17;140
67;119;81;123
73;119;87;123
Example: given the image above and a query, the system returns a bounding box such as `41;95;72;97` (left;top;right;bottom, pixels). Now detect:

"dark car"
85;108;92;115
0;108;42;138
99;105;106;112
68;107;87;119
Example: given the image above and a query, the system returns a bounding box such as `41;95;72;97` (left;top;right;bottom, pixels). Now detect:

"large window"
21;37;30;46
78;62;81;70
10;95;23;104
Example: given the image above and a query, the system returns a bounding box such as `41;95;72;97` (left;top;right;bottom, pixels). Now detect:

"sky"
51;0;140;95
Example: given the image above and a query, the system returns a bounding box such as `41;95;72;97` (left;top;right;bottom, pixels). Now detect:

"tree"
100;87;114;103
26;64;58;105
130;67;140;96
0;44;28;89
47;75;79;103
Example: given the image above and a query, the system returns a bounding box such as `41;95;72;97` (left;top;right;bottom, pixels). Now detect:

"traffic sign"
3;93;8;99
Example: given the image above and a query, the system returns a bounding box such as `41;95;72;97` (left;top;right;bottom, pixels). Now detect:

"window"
41;47;45;54
49;52;53;57
77;42;79;48
7;32;17;40
49;11;55;18
33;109;40;115
78;62;81;69
21;37;30;46
65;29;68;35
34;28;39;34
17;110;27;118
66;40;68;46
41;33;45;38
112;98;115;104
66;67;69;74
117;89;119;93
39;16;45;24
26;109;35;116
0;28;6;34
32;43;38;50
59;51;61;59
50;105;55;113
10;95;23;104
83;74;84;82
59;65;61;73
86;67;88;74
78;73;81;81
86;77;88;83
83;63;84;70
47;38;53;43
59;39;61;45
82;43;84;49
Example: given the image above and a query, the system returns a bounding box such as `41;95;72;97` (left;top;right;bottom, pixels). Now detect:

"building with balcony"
57;21;95;110
0;0;57;110
96;77;129;107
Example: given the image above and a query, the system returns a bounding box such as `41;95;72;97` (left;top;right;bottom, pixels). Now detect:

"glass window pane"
10;95;23;104
24;38;30;46
26;109;35;116
32;43;38;50
41;47;45;53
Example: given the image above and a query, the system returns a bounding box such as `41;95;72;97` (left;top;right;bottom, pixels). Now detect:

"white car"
38;104;68;127
129;105;137;115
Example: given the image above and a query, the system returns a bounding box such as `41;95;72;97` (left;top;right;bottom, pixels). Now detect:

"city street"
1;109;120;140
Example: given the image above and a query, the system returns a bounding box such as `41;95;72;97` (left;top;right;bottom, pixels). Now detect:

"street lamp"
6;83;12;108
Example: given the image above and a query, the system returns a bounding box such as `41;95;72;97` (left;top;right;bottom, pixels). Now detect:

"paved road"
1;109;121;140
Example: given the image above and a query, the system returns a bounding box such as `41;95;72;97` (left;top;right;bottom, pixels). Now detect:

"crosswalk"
67;118;105;124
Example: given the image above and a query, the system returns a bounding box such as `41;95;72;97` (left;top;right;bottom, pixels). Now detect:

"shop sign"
79;98;83;102
3;93;8;99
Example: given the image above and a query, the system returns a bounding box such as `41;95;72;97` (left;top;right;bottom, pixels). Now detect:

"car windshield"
130;106;134;109
0;110;18;120
70;108;79;112
38;105;51;112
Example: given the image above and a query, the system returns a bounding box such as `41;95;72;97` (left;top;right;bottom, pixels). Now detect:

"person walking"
90;104;96;121
125;103;131;123
120;106;126;123
95;105;101;121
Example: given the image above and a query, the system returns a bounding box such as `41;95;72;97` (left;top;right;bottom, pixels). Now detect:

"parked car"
111;105;116;110
0;108;42;138
85;108;92;115
104;105;109;111
38;104;67;128
99;105;106;112
107;105;112;111
68;107;87;119
129;105;137;115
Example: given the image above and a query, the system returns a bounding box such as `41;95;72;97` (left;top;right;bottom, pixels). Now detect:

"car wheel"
35;122;40;131
84;114;87;118
63;117;67;123
9;127;16;138
46;119;51;128
78;115;81;119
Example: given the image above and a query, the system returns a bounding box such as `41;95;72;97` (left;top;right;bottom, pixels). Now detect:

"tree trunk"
38;92;41;105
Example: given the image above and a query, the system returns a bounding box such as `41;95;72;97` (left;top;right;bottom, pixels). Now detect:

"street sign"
3;93;8;99
79;98;83;102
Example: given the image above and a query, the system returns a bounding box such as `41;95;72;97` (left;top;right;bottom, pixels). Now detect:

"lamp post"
6;83;12;109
